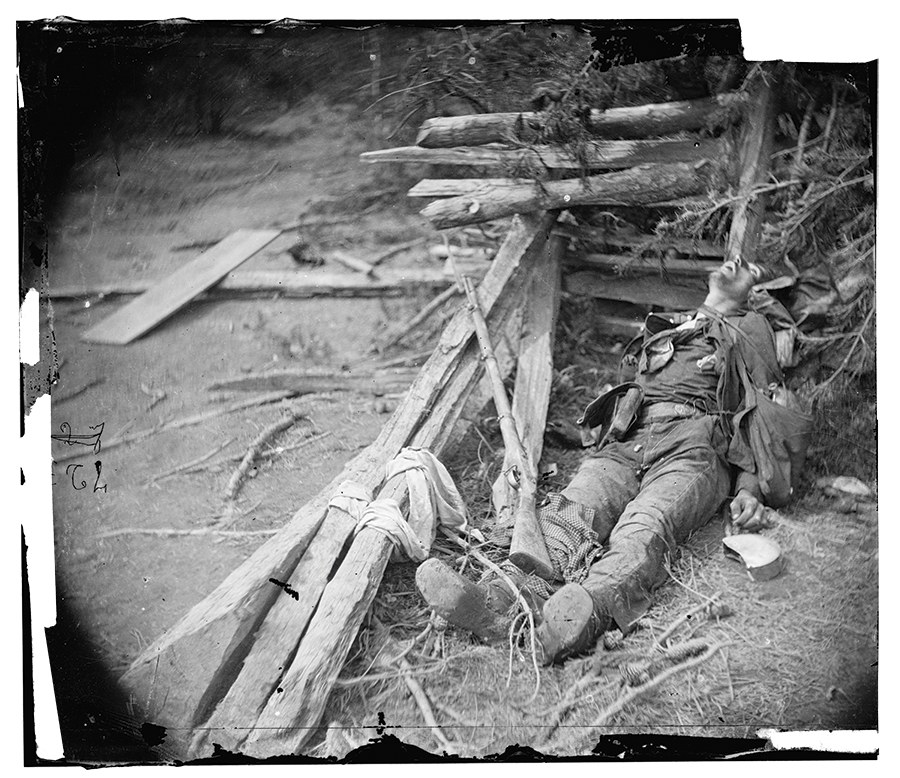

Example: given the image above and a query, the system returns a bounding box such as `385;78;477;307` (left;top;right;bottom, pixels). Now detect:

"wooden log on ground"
420;161;712;230
491;233;565;530
328;250;377;276
364;137;724;171
206;367;418;394
415;92;746;147
724;64;782;265
50;268;455;301
564;270;706;311
120;212;558;759
190;227;540;758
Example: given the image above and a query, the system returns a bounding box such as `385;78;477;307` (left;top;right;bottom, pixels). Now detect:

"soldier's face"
709;259;761;303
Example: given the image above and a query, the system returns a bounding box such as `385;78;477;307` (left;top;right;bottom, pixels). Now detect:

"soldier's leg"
418;445;640;638
579;429;731;632
530;442;641;585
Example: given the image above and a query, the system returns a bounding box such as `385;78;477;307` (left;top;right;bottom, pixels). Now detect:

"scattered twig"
148;437;236;484
140;382;168;410
654;592;722;648
203;161;279;201
381;285;460;349
664;563;718;605
190;431;331;476
809;304;875;400
431;700;477;728
588;641;729;727
363;77;443;111
822;81;842;153
368;615;459;752
223;408;308;501
397;656;458;752
370;237;428;268
792;96;817;173
329;250;377;277
537;673;618;742
723;647;735;702
392;623;434;664
54;376;107;405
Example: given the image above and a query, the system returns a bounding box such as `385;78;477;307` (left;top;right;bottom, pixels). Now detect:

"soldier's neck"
701;291;747;316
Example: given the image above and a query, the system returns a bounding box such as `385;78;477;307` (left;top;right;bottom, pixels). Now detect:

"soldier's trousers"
550;413;731;631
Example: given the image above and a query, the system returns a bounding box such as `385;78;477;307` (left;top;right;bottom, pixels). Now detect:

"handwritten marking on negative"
51;421;105;455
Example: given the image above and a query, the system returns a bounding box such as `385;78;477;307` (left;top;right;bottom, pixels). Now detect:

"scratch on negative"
269;578;300;601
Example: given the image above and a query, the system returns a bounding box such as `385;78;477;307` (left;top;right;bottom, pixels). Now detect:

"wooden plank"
241;517;397;756
420;162;711;230
415;91;746;147
119;212;557;758
563;270;706;310
51;268;454;301
81;229;280;344
364;138;724;171
492;233;565;529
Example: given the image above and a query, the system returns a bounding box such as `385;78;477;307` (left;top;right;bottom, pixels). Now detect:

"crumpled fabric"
327;480;373;520
356;497;429;562
353;447;474;563
639;315;710;374
385;447;469;537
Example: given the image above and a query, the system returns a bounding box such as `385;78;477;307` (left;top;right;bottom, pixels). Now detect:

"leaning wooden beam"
420;161;712;230
364;137;724;171
119;212;558;759
563;270;706;311
191;221;548;759
491;233;565;529
416;91;746;148
725;64;782;264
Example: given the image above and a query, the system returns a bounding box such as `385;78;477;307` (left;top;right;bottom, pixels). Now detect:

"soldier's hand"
730;489;767;532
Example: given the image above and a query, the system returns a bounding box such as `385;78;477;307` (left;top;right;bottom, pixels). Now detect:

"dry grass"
303;493;876;758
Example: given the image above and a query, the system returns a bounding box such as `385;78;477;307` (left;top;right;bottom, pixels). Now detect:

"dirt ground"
42;86;878;762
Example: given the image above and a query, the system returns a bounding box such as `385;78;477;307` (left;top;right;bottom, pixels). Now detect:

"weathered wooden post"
724;62;783;265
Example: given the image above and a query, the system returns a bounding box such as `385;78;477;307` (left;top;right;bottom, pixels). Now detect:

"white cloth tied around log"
348;447;475;562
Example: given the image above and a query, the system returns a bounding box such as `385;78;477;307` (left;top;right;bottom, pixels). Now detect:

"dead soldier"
416;257;811;665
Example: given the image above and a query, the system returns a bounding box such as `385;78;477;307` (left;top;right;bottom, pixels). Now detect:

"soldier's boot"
415;559;547;642
535;583;611;666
